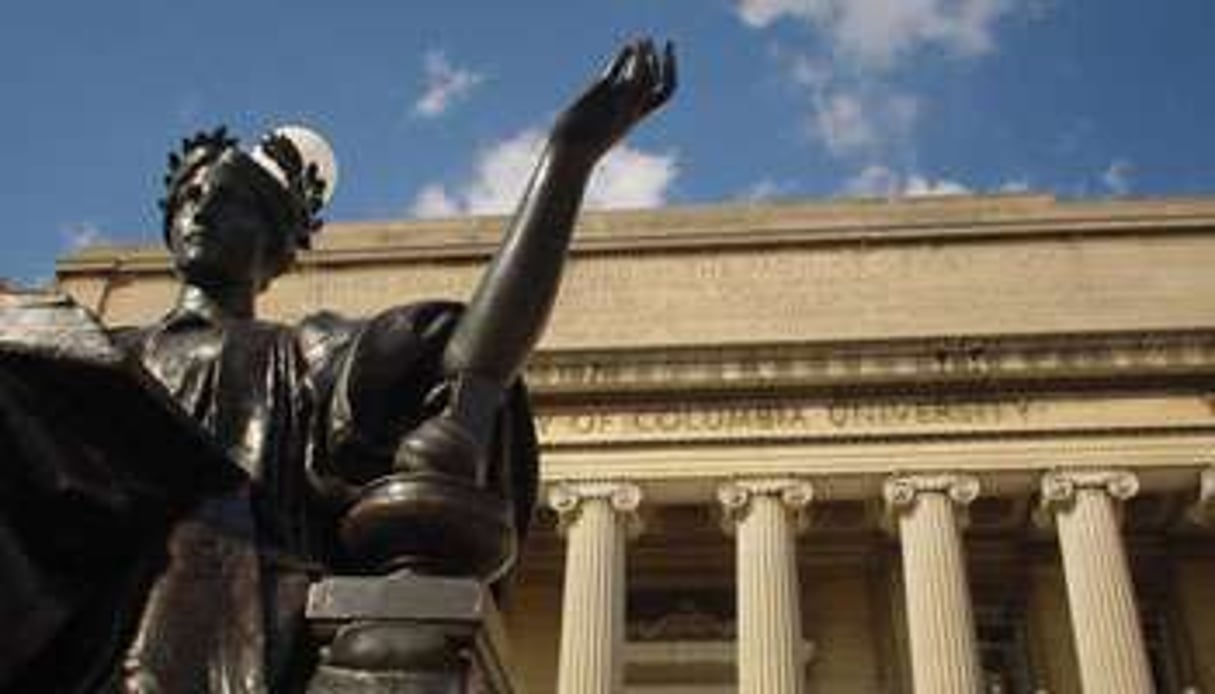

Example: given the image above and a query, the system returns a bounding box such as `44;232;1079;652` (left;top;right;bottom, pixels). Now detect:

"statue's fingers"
657;42;677;101
644;42;677;114
603;43;634;83
621;41;644;83
637;37;656;63
626;43;656;102
642;38;662;88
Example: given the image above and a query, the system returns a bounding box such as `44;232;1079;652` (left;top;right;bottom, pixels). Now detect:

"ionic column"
883;474;982;694
1040;470;1153;694
1186;466;1215;526
718;478;814;694
548;481;642;694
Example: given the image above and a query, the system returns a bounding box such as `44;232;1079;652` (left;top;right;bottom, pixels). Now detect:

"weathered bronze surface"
0;39;674;692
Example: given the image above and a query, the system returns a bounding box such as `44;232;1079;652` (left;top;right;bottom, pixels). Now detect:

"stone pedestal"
306;572;517;694
548;482;642;694
884;474;981;694
718;478;814;694
1040;470;1153;694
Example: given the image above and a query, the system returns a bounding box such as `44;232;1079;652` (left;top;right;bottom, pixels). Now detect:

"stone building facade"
58;194;1215;693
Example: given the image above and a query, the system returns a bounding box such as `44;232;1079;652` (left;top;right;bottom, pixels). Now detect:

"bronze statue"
0;39;675;692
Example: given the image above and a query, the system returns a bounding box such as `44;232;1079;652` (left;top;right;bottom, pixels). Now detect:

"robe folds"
0;294;537;693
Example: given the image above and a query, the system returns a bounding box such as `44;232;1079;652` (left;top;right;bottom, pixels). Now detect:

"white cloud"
413;51;485;118
740;178;796;201
815;92;873;153
457;129;546;214
1102;159;1133;196
746;0;1029;173
998;178;1030;193
812;88;919;158
737;0;1015;70
785;53;831;90
843;164;900;196
410;128;678;218
587;144;679;209
738;0;816;27
61;221;106;250
845;169;1036;198
843;165;970;197
772;47;923;161
411;184;460;218
904;174;971;197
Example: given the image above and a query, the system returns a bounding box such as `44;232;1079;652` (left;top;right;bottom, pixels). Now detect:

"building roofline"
56;193;1215;276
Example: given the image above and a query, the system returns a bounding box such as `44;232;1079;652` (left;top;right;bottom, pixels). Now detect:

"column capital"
717;477;815;513
717;478;814;532
1186;466;1215;527
1040;469;1139;512
547;481;643;536
883;474;980;514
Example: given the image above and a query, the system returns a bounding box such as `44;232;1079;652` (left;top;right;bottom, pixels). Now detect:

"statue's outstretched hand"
551;38;676;166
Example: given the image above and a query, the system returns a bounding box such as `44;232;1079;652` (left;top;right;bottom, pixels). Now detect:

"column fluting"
548;481;642;694
884;474;982;694
718;478;814;694
1040;470;1153;694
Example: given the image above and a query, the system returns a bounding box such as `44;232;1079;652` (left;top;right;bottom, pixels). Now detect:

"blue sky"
3;0;1215;285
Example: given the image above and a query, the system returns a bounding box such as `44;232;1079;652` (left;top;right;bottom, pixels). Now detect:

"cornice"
55;195;1215;276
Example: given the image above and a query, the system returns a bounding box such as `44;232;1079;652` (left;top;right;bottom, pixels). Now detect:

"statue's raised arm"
393;39;676;472
448;39;677;384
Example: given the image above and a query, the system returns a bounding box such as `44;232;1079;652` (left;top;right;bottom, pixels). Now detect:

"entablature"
527;329;1215;399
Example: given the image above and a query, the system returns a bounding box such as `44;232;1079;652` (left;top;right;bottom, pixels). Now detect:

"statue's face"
167;152;293;290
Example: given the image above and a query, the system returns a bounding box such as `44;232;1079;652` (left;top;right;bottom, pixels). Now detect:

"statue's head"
160;125;337;291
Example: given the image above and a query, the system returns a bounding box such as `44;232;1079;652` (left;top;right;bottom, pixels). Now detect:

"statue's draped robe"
116;309;328;692
0;299;537;693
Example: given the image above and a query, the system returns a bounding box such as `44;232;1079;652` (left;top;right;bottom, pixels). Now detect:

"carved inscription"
826;399;1037;428
534;397;1041;442
534;401;810;437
